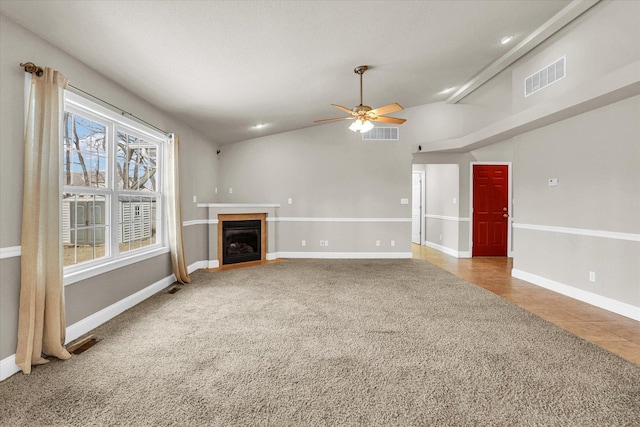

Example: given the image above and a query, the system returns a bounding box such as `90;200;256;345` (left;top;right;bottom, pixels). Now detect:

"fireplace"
222;220;261;265
218;213;267;266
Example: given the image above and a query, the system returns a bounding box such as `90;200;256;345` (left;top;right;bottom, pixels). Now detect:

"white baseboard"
424;241;470;258
512;269;640;321
65;275;176;345
276;251;412;259
0;354;19;382
1;267;191;382
187;260;209;272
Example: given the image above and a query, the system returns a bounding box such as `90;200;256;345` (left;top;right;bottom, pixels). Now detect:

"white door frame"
412;170;425;245
468;162;513;257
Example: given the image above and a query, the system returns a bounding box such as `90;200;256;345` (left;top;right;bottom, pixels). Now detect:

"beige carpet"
1;259;639;426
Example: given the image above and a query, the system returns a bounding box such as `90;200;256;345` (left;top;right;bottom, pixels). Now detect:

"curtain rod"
20;62;169;136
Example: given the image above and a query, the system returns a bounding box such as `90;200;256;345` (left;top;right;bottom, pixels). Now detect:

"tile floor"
413;244;640;366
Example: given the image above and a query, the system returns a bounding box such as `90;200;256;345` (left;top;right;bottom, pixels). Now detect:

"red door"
472;165;508;256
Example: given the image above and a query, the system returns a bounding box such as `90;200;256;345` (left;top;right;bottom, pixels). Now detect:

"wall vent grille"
525;56;566;97
362;127;399;141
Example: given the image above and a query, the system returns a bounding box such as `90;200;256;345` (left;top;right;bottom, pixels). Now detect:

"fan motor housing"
353;105;372;114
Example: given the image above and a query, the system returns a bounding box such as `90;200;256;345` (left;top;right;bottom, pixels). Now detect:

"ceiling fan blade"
331;104;355;115
369;102;404;117
370;116;406;124
314;117;354;124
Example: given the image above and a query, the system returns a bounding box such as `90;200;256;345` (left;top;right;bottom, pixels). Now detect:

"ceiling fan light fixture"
315;65;406;132
349;119;374;133
349;119;363;132
360;119;374;133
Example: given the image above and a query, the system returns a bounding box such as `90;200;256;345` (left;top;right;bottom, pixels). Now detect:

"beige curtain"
166;134;191;284
16;67;72;374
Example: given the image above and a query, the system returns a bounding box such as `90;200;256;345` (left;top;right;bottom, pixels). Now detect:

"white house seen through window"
62;91;166;279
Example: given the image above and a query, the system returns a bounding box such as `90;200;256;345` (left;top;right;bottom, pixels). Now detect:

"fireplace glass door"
222;220;261;265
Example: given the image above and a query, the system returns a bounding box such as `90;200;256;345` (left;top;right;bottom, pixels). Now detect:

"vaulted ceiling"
1;0;580;144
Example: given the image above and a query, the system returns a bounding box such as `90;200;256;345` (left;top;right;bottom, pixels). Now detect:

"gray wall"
512;0;640;113
413;152;476;255
512;95;640;307
504;0;640;310
0;14;218;360
424;164;460;253
407;1;640;315
217;122;413;255
1;0;639;364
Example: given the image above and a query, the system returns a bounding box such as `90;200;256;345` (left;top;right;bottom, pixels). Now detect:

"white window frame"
62;91;169;286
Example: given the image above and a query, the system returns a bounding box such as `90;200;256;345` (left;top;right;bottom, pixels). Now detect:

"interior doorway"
411;171;424;245
471;163;511;257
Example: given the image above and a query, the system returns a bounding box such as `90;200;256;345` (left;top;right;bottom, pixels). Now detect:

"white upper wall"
410;0;640;153
511;0;640;112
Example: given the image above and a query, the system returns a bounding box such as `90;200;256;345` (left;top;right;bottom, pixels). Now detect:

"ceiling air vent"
362;127;399;141
525;56;566;97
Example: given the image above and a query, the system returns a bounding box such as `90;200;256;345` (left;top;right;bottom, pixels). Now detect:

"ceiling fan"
314;65;407;133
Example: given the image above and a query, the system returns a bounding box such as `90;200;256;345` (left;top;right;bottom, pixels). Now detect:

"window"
62;91;166;284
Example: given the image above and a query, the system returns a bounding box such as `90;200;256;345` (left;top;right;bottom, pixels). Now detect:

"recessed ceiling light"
253;123;266;129
499;35;514;45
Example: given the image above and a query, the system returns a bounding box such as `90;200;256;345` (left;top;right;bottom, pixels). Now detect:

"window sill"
63;246;170;286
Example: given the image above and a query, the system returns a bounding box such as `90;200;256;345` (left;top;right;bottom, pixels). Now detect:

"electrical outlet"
325;240;329;246
288;198;293;204
320;240;324;247
439;234;442;241
391;240;395;247
214;187;218;194
228;188;233;194
376;240;380;247
192;195;197;203
301;240;306;247
589;271;596;282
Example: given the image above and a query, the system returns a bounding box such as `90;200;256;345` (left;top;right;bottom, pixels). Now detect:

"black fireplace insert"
222;220;261;265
